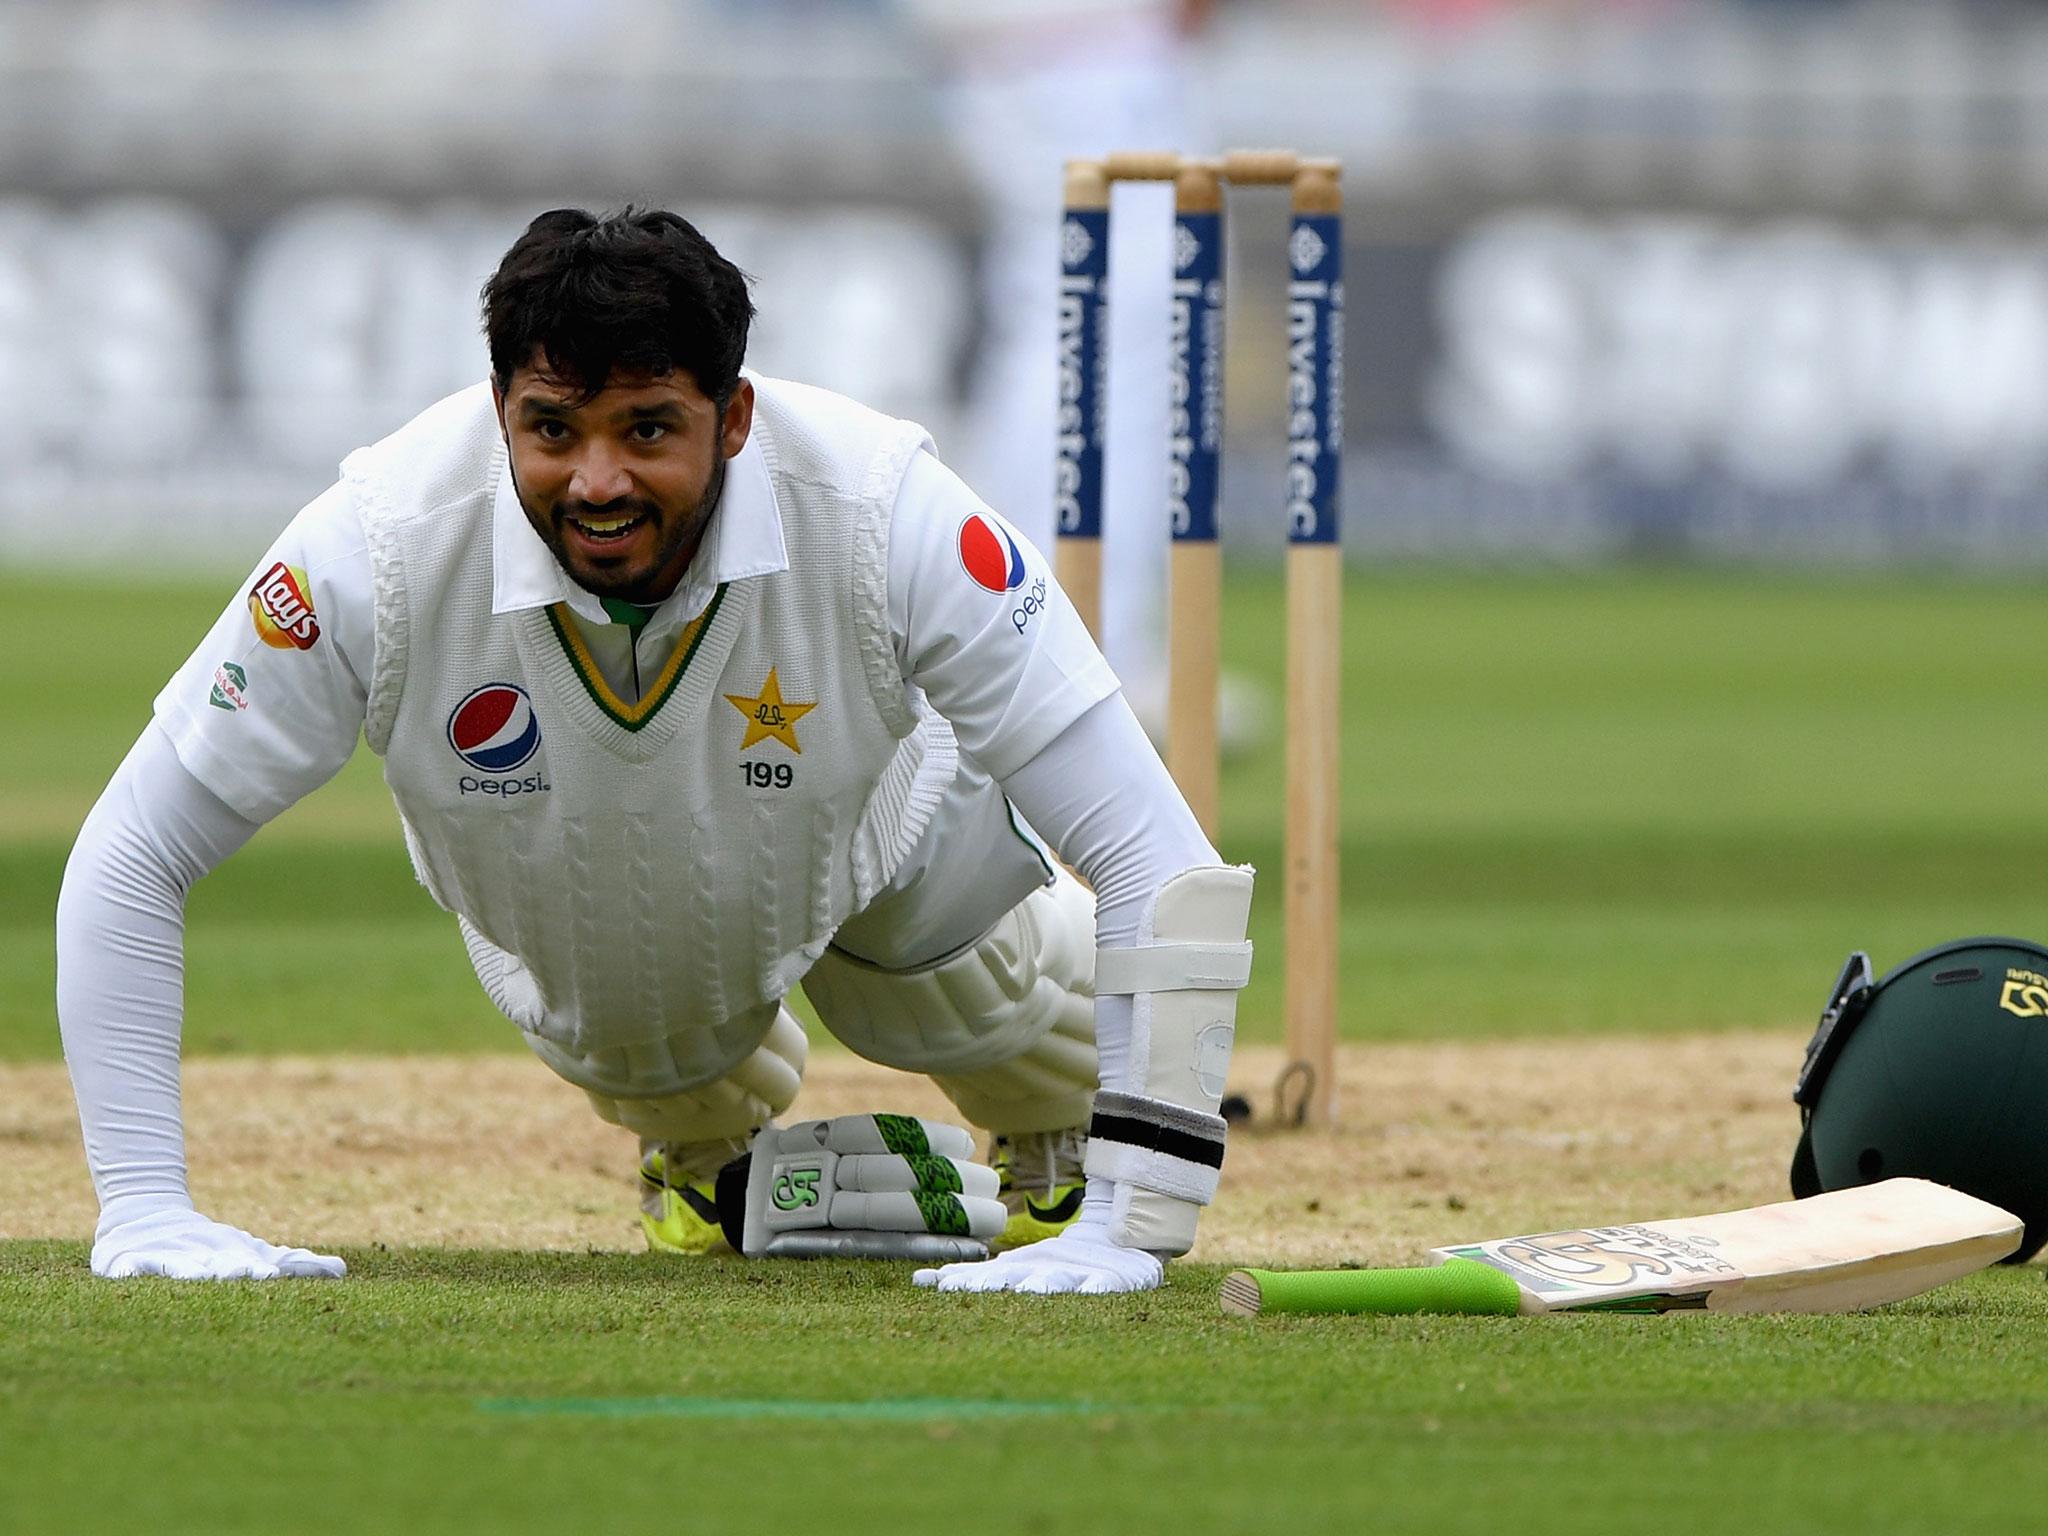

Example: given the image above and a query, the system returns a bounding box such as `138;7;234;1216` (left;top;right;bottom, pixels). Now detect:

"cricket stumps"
1055;149;1344;1127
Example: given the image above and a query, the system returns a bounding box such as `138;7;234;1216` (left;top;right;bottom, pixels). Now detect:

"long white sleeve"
883;444;1223;1094
56;723;262;1217
1001;693;1217;1090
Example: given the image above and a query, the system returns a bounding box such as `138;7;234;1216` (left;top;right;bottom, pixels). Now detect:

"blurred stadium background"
10;17;2048;1522
9;0;2048;570
11;0;2048;1061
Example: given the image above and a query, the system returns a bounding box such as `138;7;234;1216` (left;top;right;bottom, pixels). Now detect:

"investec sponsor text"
1053;273;1105;537
1167;276;1225;538
1285;275;1343;541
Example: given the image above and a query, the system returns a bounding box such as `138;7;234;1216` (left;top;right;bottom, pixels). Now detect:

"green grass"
7;566;2048;1056
3;1244;2045;1534
10;564;2048;1531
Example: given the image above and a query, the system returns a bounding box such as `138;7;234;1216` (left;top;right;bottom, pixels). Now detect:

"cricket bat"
1220;1178;2022;1318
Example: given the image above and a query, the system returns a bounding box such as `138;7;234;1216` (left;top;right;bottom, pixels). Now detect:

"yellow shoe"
991;1129;1088;1250
638;1143;738;1255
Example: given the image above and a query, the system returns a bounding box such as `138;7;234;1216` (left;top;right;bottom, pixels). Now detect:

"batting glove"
912;1219;1163;1295
739;1115;1005;1261
92;1200;346;1280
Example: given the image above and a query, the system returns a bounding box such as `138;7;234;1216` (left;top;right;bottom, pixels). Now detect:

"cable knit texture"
349;376;957;1093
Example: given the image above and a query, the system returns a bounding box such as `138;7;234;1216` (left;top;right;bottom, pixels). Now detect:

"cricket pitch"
0;1031;1807;1265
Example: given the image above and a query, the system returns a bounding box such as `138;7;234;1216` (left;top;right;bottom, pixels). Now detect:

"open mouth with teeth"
566;511;649;544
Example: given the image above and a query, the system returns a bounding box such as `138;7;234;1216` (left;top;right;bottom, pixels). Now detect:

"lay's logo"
249;562;320;651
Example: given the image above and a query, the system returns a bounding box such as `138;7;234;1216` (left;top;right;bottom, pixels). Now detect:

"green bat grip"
1220;1258;1523;1317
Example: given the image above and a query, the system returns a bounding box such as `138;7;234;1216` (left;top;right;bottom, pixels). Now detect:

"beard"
523;452;727;604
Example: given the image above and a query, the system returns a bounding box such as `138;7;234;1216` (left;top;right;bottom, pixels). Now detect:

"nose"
568;443;633;505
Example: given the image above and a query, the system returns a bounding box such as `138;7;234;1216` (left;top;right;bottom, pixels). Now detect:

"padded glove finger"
92;1203;346;1282
833;1152;1000;1199
912;1221;1163;1295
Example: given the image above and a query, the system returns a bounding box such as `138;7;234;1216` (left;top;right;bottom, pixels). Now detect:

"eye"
532;419;571;443
629;421;670;443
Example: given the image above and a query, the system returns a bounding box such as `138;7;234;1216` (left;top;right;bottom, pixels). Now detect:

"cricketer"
54;207;1252;1295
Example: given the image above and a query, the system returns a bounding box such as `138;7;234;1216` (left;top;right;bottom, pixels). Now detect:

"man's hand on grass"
93;1200;346;1280
912;1222;1162;1295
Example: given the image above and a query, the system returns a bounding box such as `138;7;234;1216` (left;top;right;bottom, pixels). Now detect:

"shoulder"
283;480;371;571
749;373;932;490
341;382;502;525
885;448;991;568
750;373;900;433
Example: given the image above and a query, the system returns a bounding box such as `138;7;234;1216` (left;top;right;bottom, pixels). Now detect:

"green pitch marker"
477;1396;1110;1422
1220;1259;1524;1317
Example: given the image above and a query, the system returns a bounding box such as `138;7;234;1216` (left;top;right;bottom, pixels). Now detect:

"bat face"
1490;1229;1725;1290
1448;1225;1743;1312
1432;1179;2022;1315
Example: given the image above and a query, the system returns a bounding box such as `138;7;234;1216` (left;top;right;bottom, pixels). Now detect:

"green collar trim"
599;596;660;632
544;584;729;732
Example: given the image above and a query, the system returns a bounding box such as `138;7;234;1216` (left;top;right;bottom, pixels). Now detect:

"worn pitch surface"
2;1035;1803;1261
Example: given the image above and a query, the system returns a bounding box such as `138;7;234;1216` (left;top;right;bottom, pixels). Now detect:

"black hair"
481;206;755;403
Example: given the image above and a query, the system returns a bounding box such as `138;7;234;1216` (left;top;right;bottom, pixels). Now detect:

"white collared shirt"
153;408;1116;822
488;430;789;706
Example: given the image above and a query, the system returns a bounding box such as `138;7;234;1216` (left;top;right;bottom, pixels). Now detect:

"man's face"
494;361;753;604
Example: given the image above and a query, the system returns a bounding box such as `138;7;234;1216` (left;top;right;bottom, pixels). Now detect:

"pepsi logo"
958;513;1028;594
447;684;542;773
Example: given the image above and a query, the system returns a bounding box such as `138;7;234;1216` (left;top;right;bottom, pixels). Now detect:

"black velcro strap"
1088;1111;1225;1171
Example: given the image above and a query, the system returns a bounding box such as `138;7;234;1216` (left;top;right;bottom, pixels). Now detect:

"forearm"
1000;692;1219;1092
56;723;260;1218
923;693;1243;1285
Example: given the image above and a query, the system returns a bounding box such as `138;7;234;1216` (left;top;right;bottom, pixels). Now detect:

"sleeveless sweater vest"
352;377;955;1091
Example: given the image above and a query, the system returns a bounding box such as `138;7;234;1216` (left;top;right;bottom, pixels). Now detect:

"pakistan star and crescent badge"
724;667;817;753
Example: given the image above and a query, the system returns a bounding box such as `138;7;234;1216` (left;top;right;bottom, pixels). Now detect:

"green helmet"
1792;936;2048;1263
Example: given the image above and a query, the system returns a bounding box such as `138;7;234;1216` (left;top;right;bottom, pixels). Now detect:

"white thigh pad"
807;867;1099;1133
806;865;1094;1077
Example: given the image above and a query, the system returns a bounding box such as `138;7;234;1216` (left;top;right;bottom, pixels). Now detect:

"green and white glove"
739;1115;1006;1261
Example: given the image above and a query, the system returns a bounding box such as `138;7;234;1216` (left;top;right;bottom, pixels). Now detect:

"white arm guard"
741;1114;1008;1261
1085;864;1253;1255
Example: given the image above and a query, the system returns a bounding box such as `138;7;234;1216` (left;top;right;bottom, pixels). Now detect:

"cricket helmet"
1791;936;2048;1262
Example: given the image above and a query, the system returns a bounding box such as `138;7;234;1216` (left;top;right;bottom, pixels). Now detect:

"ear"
491;378;508;436
720;378;755;459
